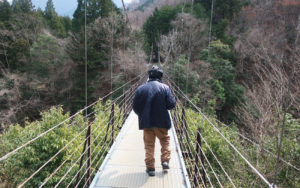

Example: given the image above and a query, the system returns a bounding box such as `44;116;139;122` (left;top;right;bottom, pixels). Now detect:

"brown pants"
143;128;171;169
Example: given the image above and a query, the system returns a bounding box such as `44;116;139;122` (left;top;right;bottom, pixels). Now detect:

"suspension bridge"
0;72;299;188
1;0;299;187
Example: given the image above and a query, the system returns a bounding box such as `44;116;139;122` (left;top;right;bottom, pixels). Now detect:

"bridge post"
119;92;126;129
121;91;128;127
75;121;90;186
110;103;115;146
87;120;92;185
181;108;191;147
174;107;183;144
194;128;207;187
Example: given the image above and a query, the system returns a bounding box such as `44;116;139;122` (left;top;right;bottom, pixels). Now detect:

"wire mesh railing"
0;72;147;188
164;76;276;188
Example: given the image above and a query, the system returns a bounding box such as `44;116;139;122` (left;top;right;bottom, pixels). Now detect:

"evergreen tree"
0;0;11;22
72;0;84;32
143;6;178;61
12;0;34;13
199;40;244;118
72;0;117;32
198;0;242;22
43;0;67;37
44;0;57;20
62;16;72;32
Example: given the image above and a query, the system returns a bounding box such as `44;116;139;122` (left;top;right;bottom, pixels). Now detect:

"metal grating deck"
89;111;190;188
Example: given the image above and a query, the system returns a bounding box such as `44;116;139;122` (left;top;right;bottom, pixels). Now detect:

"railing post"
87;121;92;185
122;90;126;118
104;102;114;143
181;108;190;144
119;91;126;129
194;128;207;187
75;123;90;186
111;103;115;145
177;107;185;154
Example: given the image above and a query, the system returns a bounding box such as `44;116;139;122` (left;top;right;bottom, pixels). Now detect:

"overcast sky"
7;0;135;17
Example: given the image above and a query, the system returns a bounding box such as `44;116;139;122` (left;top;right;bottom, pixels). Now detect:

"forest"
0;0;299;187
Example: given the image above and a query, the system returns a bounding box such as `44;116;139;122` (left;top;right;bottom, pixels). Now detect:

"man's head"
148;66;163;80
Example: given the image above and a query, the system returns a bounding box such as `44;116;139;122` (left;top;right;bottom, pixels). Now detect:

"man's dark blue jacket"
133;79;176;130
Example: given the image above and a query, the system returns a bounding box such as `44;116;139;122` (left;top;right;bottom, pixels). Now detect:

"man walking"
133;66;176;176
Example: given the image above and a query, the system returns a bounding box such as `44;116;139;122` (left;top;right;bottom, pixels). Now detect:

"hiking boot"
161;162;170;170
146;168;155;176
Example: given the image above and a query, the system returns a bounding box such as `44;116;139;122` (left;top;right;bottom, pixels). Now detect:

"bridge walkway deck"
89;111;190;188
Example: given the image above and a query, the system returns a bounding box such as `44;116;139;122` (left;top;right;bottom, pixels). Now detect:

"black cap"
148;66;163;79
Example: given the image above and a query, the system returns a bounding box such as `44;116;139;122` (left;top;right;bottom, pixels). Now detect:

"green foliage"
43;0;69;37
211;80;225;107
0;107;83;187
143;5;179;59
266;114;300;187
169;55;199;94
198;0;242;23
12;0;34;13
214;19;228;39
30;35;63;78
61;16;72;33
44;0;57;20
183;108;300;187
194;0;242;44
72;0;84;32
192;3;207;19
68;13;126;111
0;0;12;22
0;100;125;187
72;0;118;32
181;108;240;186
200;40;244;115
8;38;30;70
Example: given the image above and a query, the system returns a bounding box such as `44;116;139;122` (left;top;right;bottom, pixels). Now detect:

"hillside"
127;0;186;30
0;0;146;128
0;0;299;187
230;0;300;134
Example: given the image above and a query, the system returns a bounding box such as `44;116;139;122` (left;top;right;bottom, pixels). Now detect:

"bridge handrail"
0;72;146;163
165;76;273;187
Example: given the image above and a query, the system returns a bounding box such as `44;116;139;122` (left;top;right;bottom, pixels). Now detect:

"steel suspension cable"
55;95;136;188
171;109;206;187
84;0;88;119
273;14;300;187
39;103;126;187
82;100;137;188
167;84;212;187
50;87;138;187
171;90;223;187
167;74;299;173
20;119;94;187
66;134;113;188
110;14;114;99
38;120;99;188
215;118;300;172
208;0;214;57
67;132;112;188
69;103;132;188
167;77;273;187
185;0;194;96
172;110;214;187
183;110;236;187
170;87;236;188
0;72;145;163
37;98;130;188
54;120;115;188
168;92;213;187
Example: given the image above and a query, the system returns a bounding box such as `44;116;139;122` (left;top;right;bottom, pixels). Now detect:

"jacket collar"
148;78;162;82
